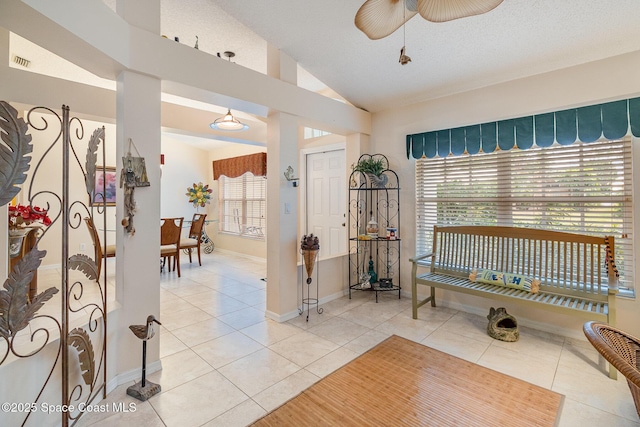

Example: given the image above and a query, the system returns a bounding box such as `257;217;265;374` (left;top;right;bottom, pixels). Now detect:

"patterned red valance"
212;152;267;180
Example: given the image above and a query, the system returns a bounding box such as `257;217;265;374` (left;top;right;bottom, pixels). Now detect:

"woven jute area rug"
252;335;564;426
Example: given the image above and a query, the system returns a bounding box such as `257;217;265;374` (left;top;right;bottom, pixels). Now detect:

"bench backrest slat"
430;225;615;299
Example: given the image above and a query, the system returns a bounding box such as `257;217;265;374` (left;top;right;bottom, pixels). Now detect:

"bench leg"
412;278;418;319
412;283;437;319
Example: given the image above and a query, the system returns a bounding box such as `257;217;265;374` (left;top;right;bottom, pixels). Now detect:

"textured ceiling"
203;0;640;112
99;0;640;113
19;0;640;134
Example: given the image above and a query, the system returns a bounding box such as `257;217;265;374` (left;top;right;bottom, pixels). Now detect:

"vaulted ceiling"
8;0;640;147
200;0;640;112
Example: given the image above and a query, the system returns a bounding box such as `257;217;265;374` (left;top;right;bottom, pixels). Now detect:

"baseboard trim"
104;360;163;395
265;290;345;323
265;309;299;323
214;248;265;263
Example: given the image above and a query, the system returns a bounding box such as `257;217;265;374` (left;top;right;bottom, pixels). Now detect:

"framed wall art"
91;166;117;206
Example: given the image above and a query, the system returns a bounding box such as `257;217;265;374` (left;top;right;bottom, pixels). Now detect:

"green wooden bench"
411;225;620;377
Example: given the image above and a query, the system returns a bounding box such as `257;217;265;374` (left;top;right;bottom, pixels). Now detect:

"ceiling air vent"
13;55;31;68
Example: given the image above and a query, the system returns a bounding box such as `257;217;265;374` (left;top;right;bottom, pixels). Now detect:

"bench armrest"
410;253;433;264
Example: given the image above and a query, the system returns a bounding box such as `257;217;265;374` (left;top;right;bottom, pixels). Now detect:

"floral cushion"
469;269;540;294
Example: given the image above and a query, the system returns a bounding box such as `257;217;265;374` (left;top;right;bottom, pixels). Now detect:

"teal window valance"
406;97;640;159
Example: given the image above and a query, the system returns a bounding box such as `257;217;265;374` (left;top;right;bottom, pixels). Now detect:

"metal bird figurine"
129;314;161;340
127;315;162;401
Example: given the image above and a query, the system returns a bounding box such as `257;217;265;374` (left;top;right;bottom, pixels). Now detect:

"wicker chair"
180;213;206;266
583;321;640;417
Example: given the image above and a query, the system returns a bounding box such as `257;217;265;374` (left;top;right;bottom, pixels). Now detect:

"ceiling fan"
355;0;504;40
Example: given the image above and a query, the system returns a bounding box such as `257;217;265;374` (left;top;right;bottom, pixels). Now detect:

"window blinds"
416;139;634;291
219;172;266;238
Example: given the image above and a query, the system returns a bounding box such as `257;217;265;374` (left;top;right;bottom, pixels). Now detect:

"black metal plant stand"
348;153;401;303
299;249;323;321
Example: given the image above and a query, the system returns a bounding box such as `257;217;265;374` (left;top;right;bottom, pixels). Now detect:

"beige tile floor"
77;251;640;427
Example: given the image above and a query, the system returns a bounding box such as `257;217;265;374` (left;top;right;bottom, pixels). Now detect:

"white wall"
371;50;640;339
160;135;213;227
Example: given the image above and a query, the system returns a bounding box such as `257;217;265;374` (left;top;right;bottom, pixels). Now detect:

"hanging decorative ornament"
119;138;150;236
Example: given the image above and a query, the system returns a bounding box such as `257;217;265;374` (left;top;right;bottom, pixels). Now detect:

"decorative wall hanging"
186;182;213;208
284;166;299;187
123;148;150;188
119;138;149;235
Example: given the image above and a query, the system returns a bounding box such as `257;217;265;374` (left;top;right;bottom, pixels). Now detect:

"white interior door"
306;149;346;258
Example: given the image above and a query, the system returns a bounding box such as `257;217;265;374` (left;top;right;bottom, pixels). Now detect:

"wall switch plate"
285;203;291;214
80;243;86;251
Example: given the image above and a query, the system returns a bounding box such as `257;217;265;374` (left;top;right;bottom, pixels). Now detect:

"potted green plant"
353;157;386;176
352;155;388;187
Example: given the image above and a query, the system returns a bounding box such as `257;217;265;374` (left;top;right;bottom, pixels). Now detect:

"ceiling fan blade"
417;0;504;23
355;0;418;40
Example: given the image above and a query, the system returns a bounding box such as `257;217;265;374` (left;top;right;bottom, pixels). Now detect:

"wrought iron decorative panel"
0;102;108;426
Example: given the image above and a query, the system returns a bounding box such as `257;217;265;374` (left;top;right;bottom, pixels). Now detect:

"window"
303;127;331;139
218;172;266;239
416;138;634;292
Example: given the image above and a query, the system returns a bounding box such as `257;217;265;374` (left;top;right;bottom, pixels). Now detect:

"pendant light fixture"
210;51;249;132
210;109;249;131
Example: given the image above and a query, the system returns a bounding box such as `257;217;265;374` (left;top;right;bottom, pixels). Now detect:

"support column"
115;70;162;373
267;44;297;85
346;133;370;171
265;46;300;320
265;112;299;319
115;0;162;374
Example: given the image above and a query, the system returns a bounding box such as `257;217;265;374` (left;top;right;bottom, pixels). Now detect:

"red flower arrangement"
8;204;52;228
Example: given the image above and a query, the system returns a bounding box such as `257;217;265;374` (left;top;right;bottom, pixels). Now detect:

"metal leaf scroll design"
0;247;58;339
69;328;95;387
85;127;105;196
68;254;98;281
0;101;33;206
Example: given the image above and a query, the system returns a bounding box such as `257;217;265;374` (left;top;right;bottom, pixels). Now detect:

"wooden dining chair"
160;217;183;277
180;213;207;266
84;217;116;278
